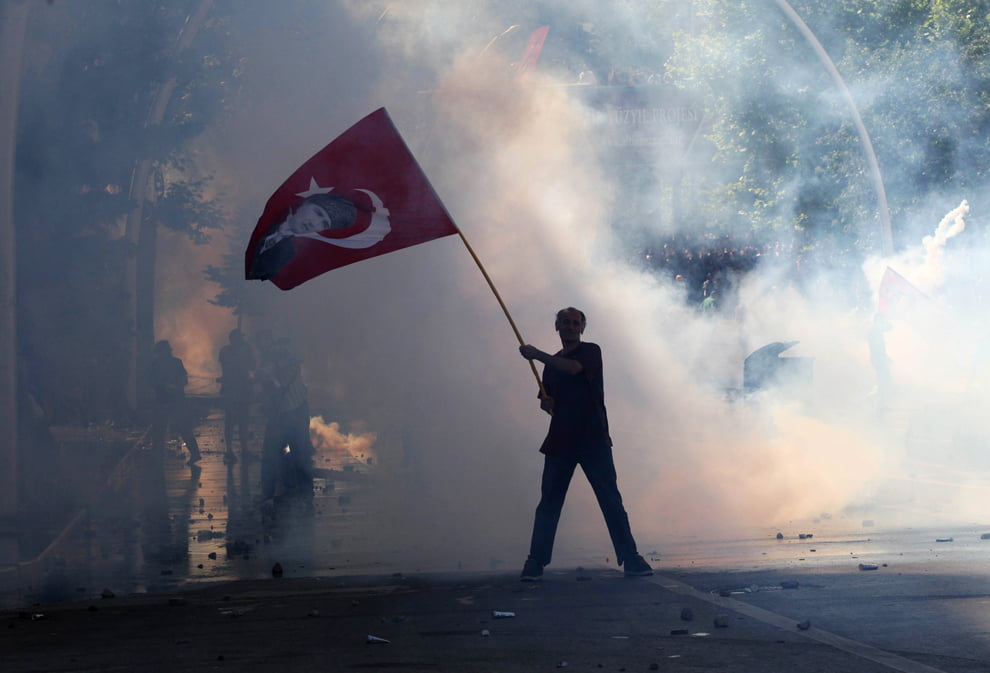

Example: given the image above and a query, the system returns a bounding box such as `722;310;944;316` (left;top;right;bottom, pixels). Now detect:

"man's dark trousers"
528;443;638;566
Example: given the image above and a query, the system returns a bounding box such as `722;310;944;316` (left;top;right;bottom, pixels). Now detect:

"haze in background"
186;1;988;570
23;1;989;572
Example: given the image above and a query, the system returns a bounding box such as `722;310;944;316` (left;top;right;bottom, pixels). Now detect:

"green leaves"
667;0;990;253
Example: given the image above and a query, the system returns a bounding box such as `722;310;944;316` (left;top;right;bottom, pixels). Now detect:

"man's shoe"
520;558;543;582
623;554;654;577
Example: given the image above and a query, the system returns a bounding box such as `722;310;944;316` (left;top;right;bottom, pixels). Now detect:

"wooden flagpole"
377;108;548;398
455;229;548;398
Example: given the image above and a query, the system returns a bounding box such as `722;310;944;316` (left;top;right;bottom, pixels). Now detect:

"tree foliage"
666;0;990;255
16;1;236;423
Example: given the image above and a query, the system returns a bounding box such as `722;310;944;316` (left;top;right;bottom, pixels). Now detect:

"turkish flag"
245;108;459;290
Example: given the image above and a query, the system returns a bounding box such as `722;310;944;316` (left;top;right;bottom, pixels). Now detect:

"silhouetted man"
257;336;314;501
218;328;255;462
150;340;202;466
518;307;652;581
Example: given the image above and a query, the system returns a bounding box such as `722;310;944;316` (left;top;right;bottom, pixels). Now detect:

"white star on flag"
296;177;334;198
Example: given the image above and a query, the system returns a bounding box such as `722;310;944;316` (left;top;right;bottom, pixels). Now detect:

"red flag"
878;266;930;316
245;108;458;290
516;26;549;80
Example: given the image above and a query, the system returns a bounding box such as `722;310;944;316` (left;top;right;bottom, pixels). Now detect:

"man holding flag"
518;307;653;581
247;109;639;577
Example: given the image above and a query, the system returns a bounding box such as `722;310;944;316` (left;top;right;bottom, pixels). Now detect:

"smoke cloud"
202;2;990;566
19;1;990;577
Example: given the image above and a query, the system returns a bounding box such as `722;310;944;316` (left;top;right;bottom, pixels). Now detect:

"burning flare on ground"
309;415;377;466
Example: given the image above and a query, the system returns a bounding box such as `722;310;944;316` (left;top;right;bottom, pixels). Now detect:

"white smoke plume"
310;416;377;465
920;199;969;292
194;1;990;570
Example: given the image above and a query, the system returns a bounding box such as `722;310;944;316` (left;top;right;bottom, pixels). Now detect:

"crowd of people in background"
635;232;801;314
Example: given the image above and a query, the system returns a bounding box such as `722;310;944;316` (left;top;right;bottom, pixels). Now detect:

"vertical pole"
0;0;31;572
772;0;893;256
455;230;547;397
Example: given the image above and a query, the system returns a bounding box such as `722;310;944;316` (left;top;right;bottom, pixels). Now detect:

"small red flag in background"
517;25;549;80
245;108;458;290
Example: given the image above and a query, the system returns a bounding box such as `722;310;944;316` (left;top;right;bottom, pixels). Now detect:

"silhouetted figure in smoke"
702;277;714;298
150;340;202;466
257;335;314;502
218;328;255;463
699;290;719;315
517;307;653;581
869;313;892;410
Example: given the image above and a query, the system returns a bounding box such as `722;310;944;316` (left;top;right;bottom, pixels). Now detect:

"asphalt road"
4;562;989;672
3;415;990;672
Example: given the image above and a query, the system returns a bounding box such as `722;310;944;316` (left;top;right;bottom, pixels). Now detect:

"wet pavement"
3;413;990;671
4;411;382;606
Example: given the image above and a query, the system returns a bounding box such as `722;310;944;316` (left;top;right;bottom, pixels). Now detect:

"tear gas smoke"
201;2;990;569
155;227;233;395
310;416;377;466
24;1;990;578
921;200;968;291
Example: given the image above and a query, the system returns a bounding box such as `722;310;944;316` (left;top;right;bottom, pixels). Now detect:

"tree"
15;1;234;423
667;0;990;260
